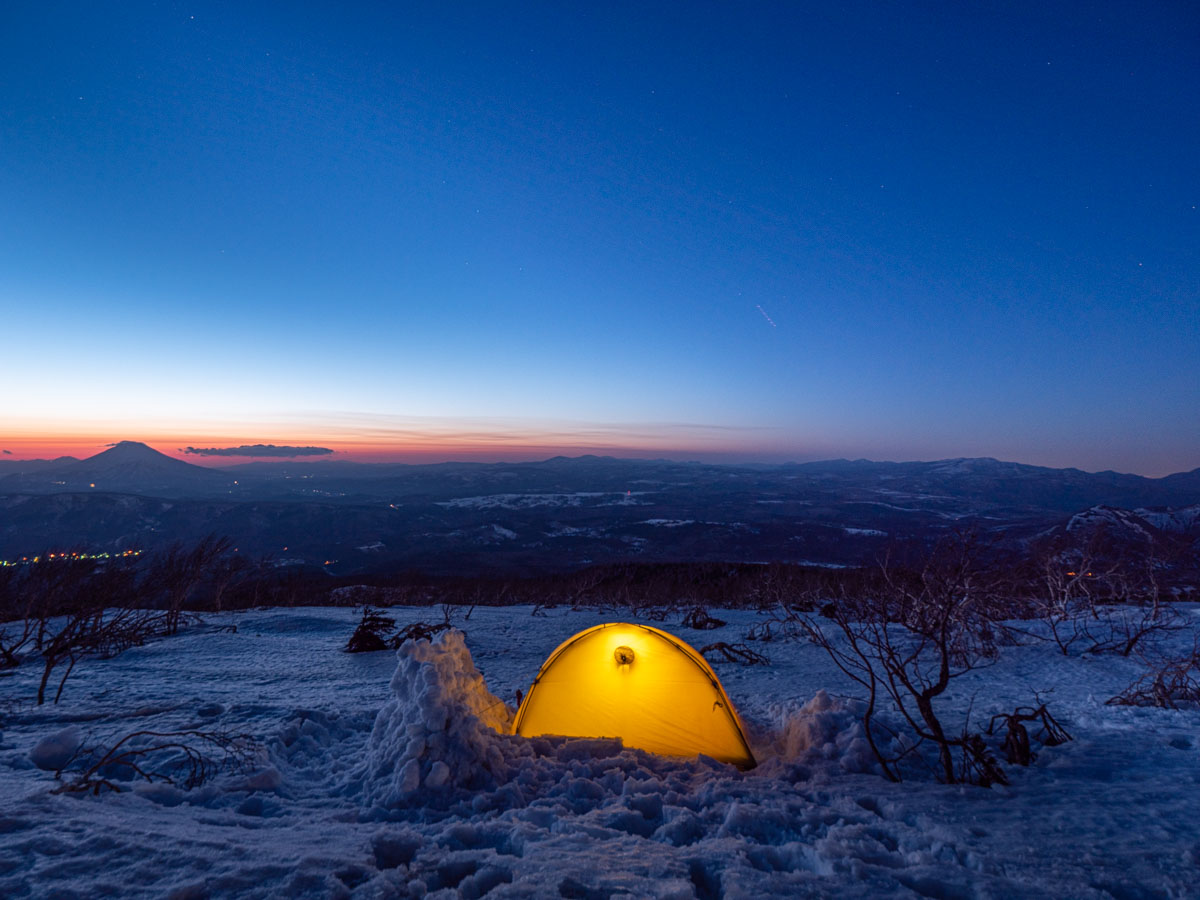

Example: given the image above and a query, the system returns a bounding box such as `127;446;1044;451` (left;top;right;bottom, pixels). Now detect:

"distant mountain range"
1;442;1197;576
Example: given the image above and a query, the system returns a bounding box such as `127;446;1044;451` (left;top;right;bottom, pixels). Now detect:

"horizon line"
1;438;1195;480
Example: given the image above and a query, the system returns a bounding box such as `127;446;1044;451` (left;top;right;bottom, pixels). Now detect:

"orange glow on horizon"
0;420;800;466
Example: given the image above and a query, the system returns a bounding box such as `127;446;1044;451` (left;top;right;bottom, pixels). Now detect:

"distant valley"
2;441;1198;577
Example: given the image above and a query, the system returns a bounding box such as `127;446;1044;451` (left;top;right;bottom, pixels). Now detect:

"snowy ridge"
1061;503;1200;551
1065;505;1155;539
1135;504;1200;533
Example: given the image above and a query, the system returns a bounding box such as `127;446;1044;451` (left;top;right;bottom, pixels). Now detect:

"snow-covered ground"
2;604;1199;898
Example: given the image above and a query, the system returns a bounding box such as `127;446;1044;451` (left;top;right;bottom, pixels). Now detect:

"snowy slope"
1;605;1199;898
1136;504;1200;534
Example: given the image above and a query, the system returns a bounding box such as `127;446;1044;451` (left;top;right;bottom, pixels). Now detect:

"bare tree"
144;535;233;634
207;551;253;613
798;537;1009;785
749;562;818;612
1019;538;1183;657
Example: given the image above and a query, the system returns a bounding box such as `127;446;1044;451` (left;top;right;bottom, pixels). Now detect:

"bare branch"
53;729;260;795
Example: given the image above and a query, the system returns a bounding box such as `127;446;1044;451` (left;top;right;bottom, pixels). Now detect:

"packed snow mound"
359;629;516;805
771;690;880;777
29;726;84;771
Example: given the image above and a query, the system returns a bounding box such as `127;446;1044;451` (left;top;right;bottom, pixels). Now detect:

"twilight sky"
1;2;1196;474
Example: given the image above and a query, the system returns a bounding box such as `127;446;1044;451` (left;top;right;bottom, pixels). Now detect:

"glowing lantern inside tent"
512;622;756;769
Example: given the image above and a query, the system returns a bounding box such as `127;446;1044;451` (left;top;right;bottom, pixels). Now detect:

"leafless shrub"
339;582;442;609
0;567;36;668
53;729;259;795
561;567;611;610
346;608;453;652
394;621;452;644
13;558;159;705
745;562;821;611
346;607;397;652
986;702;1073;766
1106;641;1200;709
631;602;675;622
956;731;1009;787
37;604;159;705
699;642;769;666
744;620;776;642
798;535;1010;785
682;606;726;630
1090;604;1185;657
1017;538;1184;657
144;536;233;635
206;552;253;613
0;617;35;670
746;601;815;643
436;600;477;623
3;542;247;704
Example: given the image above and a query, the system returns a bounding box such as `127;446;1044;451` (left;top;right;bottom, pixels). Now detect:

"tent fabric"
512;622;757;769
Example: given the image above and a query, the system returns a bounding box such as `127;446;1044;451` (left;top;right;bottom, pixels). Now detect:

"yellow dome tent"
512;622;756;769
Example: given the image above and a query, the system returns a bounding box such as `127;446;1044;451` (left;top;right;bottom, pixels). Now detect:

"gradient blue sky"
1;2;1196;473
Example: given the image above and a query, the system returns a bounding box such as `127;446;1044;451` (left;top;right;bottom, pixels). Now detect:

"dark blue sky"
1;2;1196;473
